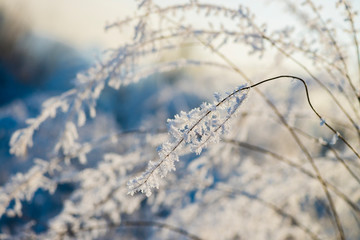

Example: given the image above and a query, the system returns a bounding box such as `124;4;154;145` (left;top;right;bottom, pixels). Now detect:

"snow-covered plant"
128;84;248;197
1;0;360;239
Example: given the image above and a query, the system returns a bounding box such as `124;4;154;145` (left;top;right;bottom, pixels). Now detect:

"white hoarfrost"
128;85;248;196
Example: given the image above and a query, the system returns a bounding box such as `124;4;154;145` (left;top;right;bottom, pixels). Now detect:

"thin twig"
56;220;203;240
292;126;360;185
224;138;360;215
216;185;322;240
306;0;357;98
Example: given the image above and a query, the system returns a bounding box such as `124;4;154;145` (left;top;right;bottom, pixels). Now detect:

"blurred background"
0;0;136;105
2;0;358;106
0;0;135;233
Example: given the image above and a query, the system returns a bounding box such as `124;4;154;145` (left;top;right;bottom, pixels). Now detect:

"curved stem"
261;34;360;136
249;75;359;160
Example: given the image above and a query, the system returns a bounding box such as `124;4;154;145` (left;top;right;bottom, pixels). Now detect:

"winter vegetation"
1;0;360;239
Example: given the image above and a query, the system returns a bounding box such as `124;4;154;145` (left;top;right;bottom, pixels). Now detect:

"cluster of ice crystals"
45;152;143;238
0;159;56;217
128;85;248;196
9;91;73;157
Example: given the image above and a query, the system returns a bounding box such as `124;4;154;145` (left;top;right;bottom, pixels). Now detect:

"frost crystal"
128;85;248;196
330;132;340;145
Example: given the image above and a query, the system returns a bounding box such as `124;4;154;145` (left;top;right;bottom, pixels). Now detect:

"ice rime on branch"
128;85;249;196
